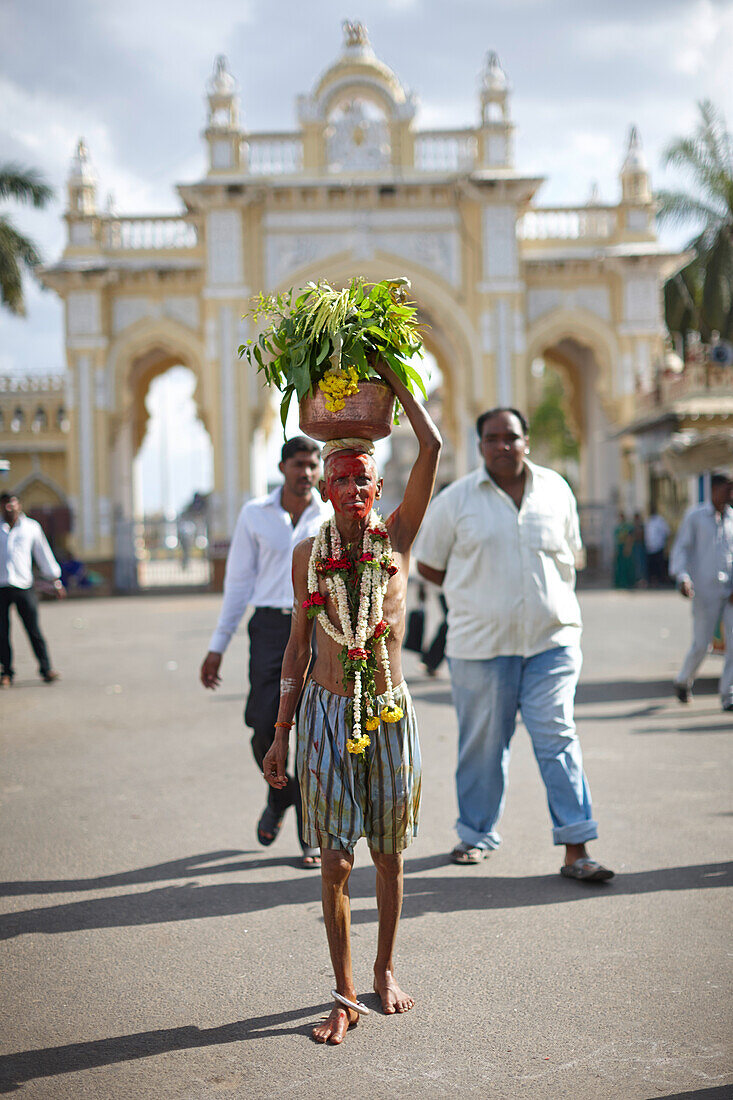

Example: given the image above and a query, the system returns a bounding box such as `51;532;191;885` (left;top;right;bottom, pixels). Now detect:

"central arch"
267;256;483;487
106;318;211;587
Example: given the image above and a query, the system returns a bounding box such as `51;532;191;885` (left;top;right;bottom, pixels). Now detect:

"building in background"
1;21;687;587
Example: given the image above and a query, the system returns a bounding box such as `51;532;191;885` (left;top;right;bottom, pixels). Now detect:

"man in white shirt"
416;408;613;881
1;493;65;687
200;437;330;866
644;511;670;587
670;473;733;710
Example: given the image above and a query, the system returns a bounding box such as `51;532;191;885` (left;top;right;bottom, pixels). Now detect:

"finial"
342;19;369;49
622;124;647;173
68;137;94;181
208;55;236;96
483;51;508;91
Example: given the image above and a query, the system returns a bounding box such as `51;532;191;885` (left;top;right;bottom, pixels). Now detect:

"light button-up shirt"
0;514;62;589
208;487;331;654
415;460;582;660
669;502;733;597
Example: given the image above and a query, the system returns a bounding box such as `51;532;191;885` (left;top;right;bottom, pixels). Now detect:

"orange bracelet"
274;721;294;728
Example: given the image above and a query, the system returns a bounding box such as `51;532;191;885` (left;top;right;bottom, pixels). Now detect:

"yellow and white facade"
3;21;685;578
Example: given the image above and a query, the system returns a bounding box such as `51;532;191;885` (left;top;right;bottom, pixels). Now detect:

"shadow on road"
576;678;719;703
0;858;728;939
0;1004;331;1093
409;678;721;708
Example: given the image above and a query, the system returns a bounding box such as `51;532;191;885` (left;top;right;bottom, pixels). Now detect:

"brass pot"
299;378;395;442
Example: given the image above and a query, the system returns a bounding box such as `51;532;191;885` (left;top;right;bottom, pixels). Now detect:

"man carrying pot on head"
263;361;441;1045
415;408;614;882
200;436;330;868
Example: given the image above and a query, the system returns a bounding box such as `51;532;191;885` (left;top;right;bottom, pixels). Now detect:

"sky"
1;0;731;509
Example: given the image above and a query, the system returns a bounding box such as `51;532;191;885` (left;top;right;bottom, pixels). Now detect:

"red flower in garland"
371;527;389;541
373;619;389;639
347;647;369;661
358;551;374;564
311;592;326;605
380;560;399;576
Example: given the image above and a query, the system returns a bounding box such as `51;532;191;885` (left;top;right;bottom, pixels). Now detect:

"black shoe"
723;702;733;713
674;683;690;704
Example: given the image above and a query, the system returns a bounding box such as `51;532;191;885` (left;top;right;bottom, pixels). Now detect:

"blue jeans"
448;646;598;848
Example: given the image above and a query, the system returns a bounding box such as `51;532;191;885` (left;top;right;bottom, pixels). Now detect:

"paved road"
1;590;731;1099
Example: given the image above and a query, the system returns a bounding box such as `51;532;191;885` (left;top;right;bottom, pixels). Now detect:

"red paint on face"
323;453;378;518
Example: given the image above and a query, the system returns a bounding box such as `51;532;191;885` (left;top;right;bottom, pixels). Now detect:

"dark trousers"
647;549;667;586
422;593;448;672
0;586;52;679
245;608;306;844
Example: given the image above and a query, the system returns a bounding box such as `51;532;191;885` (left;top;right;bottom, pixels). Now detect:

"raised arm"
262;539;315;789
372;359;441;552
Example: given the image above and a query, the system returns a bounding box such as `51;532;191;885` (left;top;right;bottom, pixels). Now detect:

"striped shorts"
296;679;422;854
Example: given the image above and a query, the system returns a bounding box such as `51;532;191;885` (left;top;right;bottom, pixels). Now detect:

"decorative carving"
624;276;659;328
342;20;369;49
207;210;243;285
327;100;390;173
67;292;101;336
113;298;150;333
483;206;517;281
527;287;610;324
374;230;460;288
266;233;345;287
164;297;199;329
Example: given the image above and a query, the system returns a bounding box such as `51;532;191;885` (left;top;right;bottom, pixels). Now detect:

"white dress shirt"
415;460;582;660
644;513;670;554
208;487;331;654
0;514;62;589
669;502;733;597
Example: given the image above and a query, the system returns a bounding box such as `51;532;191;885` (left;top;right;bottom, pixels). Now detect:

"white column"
495;299;512;404
219;306;240;534
77;354;96;550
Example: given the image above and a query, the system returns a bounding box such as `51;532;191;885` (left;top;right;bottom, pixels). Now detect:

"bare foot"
312;1004;358;1044
374;969;415;1015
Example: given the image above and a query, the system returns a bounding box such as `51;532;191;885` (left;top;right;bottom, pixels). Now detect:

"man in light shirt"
200;437;330;867
644;510;670;587
1;493;65;688
670;473;733;710
416;408;613;881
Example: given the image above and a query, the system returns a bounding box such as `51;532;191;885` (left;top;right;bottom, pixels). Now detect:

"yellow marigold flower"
380;705;404;723
365;715;380;731
346;733;371;754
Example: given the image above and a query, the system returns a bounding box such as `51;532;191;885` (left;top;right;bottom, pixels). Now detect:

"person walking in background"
613;511;635;589
415;408;613;881
421;592;448;677
645;510;670;587
0;492;65;687
199;437;330;867
670;473;733;711
631;512;648;587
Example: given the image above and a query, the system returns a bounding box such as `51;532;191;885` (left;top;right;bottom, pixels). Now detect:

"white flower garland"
306;512;401;748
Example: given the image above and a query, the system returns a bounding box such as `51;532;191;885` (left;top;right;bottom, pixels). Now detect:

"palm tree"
0;164;54;316
656;100;733;346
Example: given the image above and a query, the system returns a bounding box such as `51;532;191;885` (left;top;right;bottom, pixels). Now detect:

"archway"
263;258;482;500
526;311;621;572
108;323;213;589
